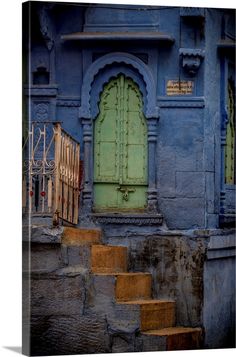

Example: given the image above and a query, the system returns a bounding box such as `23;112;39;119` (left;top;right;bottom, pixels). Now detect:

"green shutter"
225;79;235;184
94;75;148;210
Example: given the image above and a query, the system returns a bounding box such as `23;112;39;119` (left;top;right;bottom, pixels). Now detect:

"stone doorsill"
91;212;163;225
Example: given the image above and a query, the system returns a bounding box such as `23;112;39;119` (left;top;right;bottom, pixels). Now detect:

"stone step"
61;228;102;267
62;227;102;246
91;272;152;306
142;326;202;351
118;299;176;331
115;272;152;301
91;245;128;273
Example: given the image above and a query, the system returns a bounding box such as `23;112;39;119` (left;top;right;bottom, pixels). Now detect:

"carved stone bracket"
179;48;205;76
38;4;55;51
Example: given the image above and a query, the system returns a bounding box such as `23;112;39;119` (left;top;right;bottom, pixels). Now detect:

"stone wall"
23;225;235;354
23;3;236;230
105;228;209;327
203;230;236;348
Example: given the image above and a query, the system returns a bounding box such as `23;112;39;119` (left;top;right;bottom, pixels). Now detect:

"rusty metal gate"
22;122;80;225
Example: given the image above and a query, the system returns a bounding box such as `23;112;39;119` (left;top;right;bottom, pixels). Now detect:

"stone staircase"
60;226;202;352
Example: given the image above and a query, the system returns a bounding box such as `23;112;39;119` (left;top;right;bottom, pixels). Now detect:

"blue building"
22;2;235;355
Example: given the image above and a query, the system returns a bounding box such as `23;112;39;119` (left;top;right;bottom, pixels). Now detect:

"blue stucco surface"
22;4;235;353
23;2;235;230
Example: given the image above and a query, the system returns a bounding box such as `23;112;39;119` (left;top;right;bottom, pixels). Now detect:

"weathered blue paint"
24;2;235;230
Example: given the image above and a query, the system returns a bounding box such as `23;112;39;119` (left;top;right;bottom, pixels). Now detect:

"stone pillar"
147;117;158;211
82;117;93;213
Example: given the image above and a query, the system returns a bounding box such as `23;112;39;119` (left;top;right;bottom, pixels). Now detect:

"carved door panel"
94;75;147;210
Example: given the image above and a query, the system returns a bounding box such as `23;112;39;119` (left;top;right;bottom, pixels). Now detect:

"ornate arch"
79;52;159;119
90;65;147;119
80;52;159;217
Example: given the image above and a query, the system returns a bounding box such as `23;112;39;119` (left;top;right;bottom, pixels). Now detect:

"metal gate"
22;122;80;225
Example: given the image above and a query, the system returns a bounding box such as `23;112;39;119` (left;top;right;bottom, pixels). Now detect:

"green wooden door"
94;75;147;211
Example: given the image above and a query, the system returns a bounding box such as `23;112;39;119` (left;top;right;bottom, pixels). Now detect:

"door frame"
93;74;148;211
79;52;160;215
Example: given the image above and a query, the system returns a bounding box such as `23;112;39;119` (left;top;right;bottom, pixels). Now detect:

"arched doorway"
93;74;148;211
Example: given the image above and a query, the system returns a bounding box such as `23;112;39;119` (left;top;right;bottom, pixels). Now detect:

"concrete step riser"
91;245;128;274
142;327;203;351
141;302;176;331
166;330;202;350
116;274;152;301
62;227;102;245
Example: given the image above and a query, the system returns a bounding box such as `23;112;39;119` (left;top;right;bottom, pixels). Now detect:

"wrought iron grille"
22;122;80;225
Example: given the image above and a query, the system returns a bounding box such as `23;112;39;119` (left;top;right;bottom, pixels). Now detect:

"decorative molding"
24;85;58;97
57;96;81;107
34;103;49;121
84;23;160;31
92;213;163;225
61;31;174;44
79;52;159;119
157;96;205;108
179;48;205;76
180;7;205;17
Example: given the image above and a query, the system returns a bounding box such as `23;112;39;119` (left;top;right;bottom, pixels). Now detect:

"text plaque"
166;80;194;96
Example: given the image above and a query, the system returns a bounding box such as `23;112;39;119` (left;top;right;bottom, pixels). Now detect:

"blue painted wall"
24;2;235;230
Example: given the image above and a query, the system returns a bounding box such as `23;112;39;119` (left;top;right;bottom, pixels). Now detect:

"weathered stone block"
62;243;91;267
27;225;63;244
204;233;236;348
88;274;116;311
111;333;136;353
30;272;85;315
109;303;140;332
176;171;205;198
139;333;166;351
127;234;208;326
205;172;215;214
30;314;110;355
28;243;64;272
159;198;205;229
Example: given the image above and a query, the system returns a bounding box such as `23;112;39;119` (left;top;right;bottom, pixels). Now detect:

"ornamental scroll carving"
34;103;49;121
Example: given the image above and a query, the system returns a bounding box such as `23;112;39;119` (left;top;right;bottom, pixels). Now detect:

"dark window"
33;66;50;85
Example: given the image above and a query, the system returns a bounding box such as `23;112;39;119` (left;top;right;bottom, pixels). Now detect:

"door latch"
117;186;136;201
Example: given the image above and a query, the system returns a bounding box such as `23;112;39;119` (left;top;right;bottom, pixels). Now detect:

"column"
82;117;93;213
147;117;158;211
